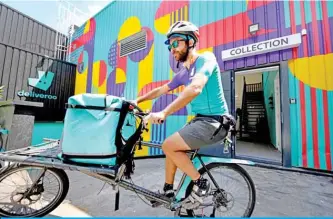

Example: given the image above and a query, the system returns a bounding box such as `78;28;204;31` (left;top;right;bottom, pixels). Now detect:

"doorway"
234;66;282;163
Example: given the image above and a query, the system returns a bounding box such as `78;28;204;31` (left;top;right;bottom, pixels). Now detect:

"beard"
175;49;188;62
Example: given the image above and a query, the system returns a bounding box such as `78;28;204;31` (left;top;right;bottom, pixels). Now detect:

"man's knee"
162;137;172;153
162;132;191;153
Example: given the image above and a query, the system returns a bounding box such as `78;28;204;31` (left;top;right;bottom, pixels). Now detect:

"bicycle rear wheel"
0;165;69;217
181;163;256;217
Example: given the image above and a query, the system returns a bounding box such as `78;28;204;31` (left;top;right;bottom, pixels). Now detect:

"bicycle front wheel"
0;165;69;217
182;162;256;217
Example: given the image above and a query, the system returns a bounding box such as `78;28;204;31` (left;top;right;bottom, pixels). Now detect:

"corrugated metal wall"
0;42;77;121
286;0;333;171
0;2;68;60
67;0;333;170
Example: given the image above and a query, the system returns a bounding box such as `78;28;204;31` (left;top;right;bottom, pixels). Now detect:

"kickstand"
114;186;120;211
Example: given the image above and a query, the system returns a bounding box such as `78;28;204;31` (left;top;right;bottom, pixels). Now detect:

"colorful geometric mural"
286;0;333;171
68;0;333;171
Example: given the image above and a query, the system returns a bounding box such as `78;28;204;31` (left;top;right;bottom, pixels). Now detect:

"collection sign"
221;33;302;61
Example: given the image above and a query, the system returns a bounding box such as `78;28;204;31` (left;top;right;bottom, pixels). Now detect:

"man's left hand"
145;111;167;124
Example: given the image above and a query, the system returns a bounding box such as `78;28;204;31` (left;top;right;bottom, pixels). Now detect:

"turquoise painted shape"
295;76;302;167
328;91;333;169
28;71;55;91
263;71;277;147
283;1;291;28
293;1;301;26
328;1;333;18
189;0;247;27
288;70;298;167
304;84;314;168
316;89;326;170
32;122;64;145
315;0;323;21
304;1;312;24
165;115;187;139
175;156;255;201
123;58;139;100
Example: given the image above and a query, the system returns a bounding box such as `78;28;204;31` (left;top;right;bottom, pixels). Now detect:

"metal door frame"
230;62;291;167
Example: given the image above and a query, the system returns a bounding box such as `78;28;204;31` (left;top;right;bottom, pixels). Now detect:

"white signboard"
221;33;302;61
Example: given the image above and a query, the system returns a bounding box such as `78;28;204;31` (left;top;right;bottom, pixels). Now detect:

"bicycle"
0;101;256;217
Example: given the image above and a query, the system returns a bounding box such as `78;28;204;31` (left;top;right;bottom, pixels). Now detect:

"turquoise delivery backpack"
59;93;143;172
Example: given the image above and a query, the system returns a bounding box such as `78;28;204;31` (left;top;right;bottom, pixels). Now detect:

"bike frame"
78;141;255;211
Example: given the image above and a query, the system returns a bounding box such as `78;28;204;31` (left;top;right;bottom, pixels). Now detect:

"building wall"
286;1;333;172
0;2;68;59
0;42;77;121
69;0;333;171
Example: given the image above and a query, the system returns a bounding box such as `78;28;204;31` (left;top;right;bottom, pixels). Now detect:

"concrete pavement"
60;158;333;217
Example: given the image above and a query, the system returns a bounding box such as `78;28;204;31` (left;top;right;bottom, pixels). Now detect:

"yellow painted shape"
184;5;188;21
288;53;333;90
134;104;151;156
118;17;141;41
169;68;174;81
134;140;150;157
98;76;107;94
84;20;90;34
137;43;154;95
197;47;213;54
115;68;126;84
154;14;171;34
175;9;178;21
74;69;88;95
91;61;107;94
135;43;155;156
187;115;195;123
92;61;100;89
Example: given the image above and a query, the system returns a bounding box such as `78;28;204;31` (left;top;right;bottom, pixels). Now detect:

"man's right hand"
128;99;138;106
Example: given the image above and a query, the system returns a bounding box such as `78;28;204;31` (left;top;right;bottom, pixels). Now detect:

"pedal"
180;189;211;210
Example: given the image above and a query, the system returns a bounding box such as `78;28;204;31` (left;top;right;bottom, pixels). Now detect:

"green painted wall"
32;122;64;145
263;71;278;147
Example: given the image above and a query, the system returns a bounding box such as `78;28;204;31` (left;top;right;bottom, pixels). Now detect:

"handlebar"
126;101;149;117
126;100;236;136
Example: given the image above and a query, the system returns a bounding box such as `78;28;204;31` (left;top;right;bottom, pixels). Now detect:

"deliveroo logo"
17;71;57;100
28;71;54;91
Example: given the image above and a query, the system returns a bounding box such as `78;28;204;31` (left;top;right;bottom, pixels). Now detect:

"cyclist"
135;21;231;204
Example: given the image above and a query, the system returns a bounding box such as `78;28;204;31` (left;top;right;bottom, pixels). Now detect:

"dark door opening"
234;66;282;164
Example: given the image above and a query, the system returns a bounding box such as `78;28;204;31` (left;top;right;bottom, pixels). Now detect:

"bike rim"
187;164;254;217
0;166;64;217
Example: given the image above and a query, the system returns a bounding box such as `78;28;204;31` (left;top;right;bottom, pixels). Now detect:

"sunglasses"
168;39;186;51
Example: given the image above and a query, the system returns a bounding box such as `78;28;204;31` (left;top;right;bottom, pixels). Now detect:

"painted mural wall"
68;0;333;171
286;1;333;172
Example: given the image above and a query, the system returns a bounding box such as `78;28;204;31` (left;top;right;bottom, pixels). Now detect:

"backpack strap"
65;103;122;112
115;101;131;154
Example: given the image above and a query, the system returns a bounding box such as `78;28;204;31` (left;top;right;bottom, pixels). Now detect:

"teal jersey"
167;52;229;116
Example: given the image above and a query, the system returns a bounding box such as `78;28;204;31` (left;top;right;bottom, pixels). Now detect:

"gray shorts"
178;116;228;149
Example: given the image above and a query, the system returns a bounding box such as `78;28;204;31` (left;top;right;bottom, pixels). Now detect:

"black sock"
163;183;174;192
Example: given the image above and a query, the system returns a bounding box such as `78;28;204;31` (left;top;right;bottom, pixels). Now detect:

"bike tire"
0;165;69;217
182;162;256;218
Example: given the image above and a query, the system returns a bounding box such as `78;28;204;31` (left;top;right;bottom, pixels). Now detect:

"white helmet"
166;21;200;44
